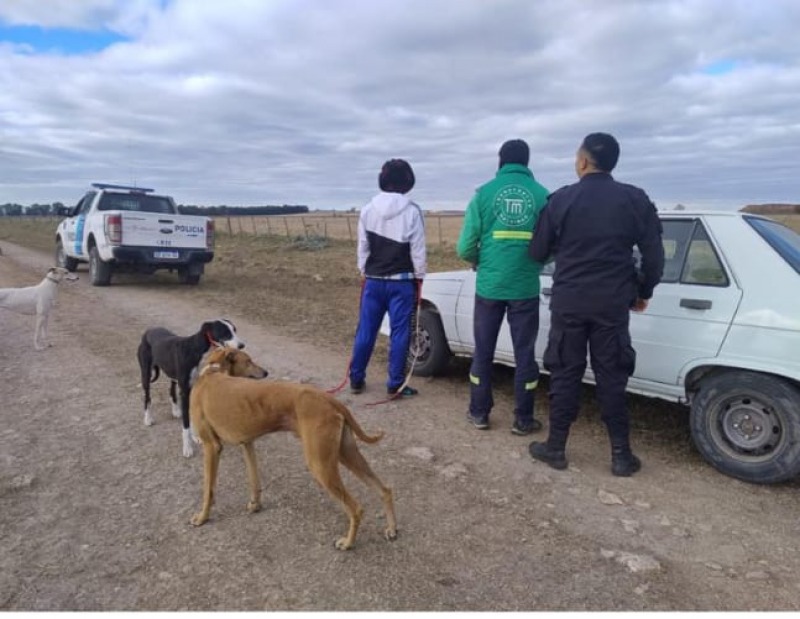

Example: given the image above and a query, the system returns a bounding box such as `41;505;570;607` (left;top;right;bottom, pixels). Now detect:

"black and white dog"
137;319;246;457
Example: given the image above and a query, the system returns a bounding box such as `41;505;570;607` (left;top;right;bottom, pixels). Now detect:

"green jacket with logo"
456;164;549;299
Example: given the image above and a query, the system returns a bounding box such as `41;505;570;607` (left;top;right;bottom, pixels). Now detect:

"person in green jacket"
456;139;549;434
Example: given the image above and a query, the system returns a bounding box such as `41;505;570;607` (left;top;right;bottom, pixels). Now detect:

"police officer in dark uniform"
527;133;664;476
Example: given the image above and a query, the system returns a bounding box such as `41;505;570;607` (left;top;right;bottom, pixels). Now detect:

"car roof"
658;210;767;220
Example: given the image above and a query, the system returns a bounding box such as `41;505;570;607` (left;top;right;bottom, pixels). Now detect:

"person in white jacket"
350;159;427;396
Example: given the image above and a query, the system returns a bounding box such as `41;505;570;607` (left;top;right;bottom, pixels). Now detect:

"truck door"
67;193;95;257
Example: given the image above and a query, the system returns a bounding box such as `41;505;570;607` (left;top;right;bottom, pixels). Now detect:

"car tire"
55;238;79;272
410;307;451;377
690;371;800;484
89;246;112;286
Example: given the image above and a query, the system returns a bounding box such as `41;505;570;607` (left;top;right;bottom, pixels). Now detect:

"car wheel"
55;238;79;272
690;371;800;484
89;246;112;286
409;307;451;377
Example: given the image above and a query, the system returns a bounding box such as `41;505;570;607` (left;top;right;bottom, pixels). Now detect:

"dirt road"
1;241;798;611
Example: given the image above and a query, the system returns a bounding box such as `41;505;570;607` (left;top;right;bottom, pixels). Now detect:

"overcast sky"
1;0;798;211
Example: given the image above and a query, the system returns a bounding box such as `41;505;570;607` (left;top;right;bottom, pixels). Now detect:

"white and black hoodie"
357;191;426;280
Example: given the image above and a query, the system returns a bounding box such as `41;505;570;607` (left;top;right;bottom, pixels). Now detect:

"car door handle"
542;287;552;296
680;298;712;310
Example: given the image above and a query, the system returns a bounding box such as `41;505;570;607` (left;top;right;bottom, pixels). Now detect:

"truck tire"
55;238;79;272
410;307;452;377
690;370;800;484
178;265;203;285
89;246;112;286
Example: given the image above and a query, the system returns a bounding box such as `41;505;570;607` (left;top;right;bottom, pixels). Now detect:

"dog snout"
237;342;245;350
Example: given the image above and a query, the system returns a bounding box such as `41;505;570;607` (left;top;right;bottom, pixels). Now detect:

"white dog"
0;266;79;350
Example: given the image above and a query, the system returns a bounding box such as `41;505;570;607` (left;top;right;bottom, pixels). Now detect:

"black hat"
379;159;415;194
581;133;620;172
498;139;530;167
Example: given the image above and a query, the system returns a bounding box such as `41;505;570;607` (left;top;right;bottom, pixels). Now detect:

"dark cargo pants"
543;308;636;446
468;295;540;425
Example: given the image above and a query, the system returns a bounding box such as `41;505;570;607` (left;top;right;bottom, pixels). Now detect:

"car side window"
680;224;729;286
658;220;694;283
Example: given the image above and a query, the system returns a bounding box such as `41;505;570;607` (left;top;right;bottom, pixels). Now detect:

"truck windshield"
97;194;175;214
745;216;800;275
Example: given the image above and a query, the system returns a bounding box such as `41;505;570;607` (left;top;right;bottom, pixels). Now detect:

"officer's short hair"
379;159;415;194
581;133;620;172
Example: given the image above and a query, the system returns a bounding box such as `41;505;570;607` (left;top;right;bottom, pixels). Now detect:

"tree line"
0;203;309;217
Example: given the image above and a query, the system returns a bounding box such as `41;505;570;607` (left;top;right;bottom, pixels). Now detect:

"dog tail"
331;397;384;444
151;366;160;383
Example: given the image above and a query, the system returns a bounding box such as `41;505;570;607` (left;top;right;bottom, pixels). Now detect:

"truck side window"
680;224;729;286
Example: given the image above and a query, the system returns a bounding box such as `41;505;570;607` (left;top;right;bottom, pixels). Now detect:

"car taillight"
206;219;215;249
105;214;122;245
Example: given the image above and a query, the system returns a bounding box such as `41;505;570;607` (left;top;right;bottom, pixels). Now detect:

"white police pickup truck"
55;183;214;286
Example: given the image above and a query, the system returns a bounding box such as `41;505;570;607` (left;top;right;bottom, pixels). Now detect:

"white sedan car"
399;211;800;484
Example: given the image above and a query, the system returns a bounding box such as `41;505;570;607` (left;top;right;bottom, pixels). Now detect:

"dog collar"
205;332;222;348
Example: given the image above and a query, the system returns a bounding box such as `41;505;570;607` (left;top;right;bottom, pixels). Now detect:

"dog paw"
144;411;155;426
384;528;398;542
334;537;354;551
246;501;262;514
190;514;208;527
182;431;195;457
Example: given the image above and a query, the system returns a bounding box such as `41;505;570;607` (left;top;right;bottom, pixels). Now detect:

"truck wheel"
89;246;112;286
178;266;202;285
55;238;79;272
690;371;800;484
410;307;452;377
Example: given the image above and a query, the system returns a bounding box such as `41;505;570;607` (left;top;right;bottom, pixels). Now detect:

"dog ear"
225;350;238;363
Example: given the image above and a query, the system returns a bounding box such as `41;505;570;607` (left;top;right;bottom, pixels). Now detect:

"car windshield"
745;216;800;275
97;193;175;214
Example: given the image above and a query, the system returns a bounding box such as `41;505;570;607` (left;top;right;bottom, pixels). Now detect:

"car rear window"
97;193;175;214
745;216;800;275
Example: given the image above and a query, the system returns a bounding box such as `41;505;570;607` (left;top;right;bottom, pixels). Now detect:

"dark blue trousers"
543;308;636;448
350;278;416;390
468;295;540;424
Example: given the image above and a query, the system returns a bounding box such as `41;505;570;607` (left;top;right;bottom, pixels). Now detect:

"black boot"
528;442;568;470
611;446;641;477
528;427;569;470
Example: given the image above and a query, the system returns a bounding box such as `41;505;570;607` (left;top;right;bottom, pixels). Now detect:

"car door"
629;217;742;386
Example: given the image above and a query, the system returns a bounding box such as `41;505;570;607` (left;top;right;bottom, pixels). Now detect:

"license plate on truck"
154;250;179;259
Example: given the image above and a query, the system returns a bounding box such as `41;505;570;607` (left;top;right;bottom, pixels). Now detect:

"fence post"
437;215;443;247
346;216;353;241
266;216;272;236
284;217;290;238
226;217;232;235
250;216;257;235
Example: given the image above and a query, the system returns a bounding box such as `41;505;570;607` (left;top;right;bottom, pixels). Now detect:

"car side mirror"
57;206;73;217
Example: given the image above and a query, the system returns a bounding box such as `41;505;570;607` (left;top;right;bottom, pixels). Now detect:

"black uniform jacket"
529;172;664;314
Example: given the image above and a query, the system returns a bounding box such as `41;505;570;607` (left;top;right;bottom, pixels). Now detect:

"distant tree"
674;203;686;211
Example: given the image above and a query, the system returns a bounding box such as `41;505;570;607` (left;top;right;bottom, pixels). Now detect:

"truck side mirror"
57;206;72;217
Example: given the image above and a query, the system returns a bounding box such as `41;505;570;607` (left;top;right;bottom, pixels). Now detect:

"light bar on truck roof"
91;183;155;193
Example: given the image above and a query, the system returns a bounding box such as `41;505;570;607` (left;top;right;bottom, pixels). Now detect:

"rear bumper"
111;246;214;266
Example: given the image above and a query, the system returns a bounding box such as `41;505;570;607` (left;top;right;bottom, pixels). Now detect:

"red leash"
326;278;366;394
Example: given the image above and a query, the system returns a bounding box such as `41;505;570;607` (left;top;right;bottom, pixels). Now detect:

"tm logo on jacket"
494;185;536;227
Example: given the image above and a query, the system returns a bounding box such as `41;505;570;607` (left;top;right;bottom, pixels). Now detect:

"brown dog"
189;347;398;550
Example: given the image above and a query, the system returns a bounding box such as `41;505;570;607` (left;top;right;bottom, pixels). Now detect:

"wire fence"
213;213;465;246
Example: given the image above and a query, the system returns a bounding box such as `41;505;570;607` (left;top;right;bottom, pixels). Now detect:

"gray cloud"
1;0;799;210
